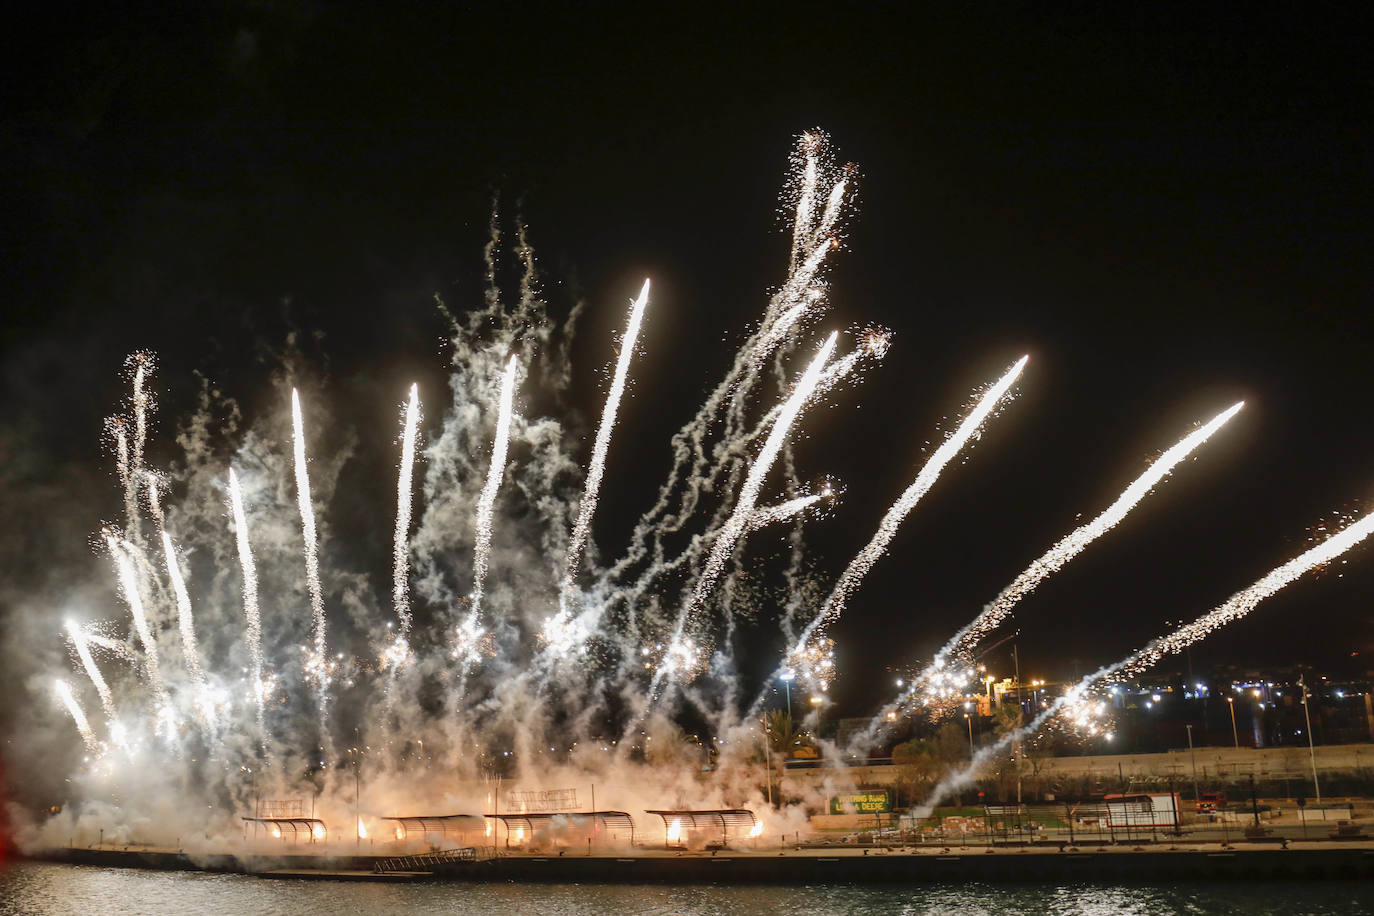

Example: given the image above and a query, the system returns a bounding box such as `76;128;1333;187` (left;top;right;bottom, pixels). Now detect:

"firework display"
36;133;1369;853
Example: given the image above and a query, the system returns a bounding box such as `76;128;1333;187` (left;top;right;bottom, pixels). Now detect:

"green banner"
830;790;891;814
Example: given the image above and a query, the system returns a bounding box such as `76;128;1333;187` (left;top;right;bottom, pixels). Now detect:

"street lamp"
1226;697;1239;748
779;670;794;718
964;713;974;757
1300;674;1322;804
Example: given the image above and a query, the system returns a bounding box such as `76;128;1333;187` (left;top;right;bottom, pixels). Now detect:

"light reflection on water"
0;862;1366;916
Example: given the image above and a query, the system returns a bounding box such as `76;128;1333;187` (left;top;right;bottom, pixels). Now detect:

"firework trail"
130;356;149;473
456;354;520;660
931;401;1245;666
112;422;139;542
123;354;153;546
691;332;837;613
142;472;164;527
790;356;1028;668
227;467;265;737
55;680;98;753
561;280;650;607
291;389;330;699
608;136;852;590
78;630;138;662
913;504;1374;809
160;531;207;691
65;620;115;722
105;534;170;716
610;339;881;617
847;401;1244;751
646;332;837;708
104;532;160;692
386;383;421;667
748;491;827;531
1118;504;1374;678
789;133;819;271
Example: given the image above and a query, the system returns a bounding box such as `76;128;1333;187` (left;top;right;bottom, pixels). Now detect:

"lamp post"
965;713;974;757
1226;697;1239;748
761;717;773;807
1300;674;1322;804
779;670;794;718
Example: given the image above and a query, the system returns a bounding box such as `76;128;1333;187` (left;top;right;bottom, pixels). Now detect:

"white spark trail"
921;509;1374;808
65;621;115;721
1120;504;1374;677
850;401;1245;750
752;239;834;360
689;331;837;614
114;425;138;539
748;492;827;532
390;383;421;657
160;531;206;688
646;332;837;707
935;400;1246;666
78;629;138;662
790;138;819;270
228;467;265;736
457;354;520;657
795;355;1028;654
610;136;851;588
610;342;878;616
55;680;98;753
105;535;170;711
291;389;330;693
131;358;148;474
814;172;849;242
562;280;650;606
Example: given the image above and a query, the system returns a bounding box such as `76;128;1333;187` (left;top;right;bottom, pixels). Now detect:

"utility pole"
1012;644;1022;805
1300;674;1322;804
762;717;773;807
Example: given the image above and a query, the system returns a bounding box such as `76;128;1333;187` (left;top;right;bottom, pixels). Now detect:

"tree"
763;709;812;757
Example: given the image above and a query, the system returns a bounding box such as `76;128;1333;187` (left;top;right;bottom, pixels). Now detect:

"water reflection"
0;863;1366;916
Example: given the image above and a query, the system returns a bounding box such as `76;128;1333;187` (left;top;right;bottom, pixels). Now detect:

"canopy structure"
241;816;326;843
484;810;635;846
644;809;758;847
383;813;486;841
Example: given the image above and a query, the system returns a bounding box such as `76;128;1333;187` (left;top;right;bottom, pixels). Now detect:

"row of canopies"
381;808;761;847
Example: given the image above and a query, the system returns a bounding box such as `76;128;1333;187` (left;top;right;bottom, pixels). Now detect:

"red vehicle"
1196;792;1225;814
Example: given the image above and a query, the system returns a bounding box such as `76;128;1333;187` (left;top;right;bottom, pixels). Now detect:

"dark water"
0;862;1368;915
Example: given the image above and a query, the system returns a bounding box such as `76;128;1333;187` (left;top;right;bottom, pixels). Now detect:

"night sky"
3;2;1371;743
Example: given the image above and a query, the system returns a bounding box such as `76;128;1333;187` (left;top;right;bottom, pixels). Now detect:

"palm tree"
764;709;809;757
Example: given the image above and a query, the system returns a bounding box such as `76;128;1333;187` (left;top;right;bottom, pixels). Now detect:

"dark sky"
2;2;1372;719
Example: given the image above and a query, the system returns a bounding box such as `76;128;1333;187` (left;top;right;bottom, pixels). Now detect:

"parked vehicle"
1196;792;1225;814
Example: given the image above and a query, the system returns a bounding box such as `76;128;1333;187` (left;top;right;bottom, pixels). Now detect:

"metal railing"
374;847;478;872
